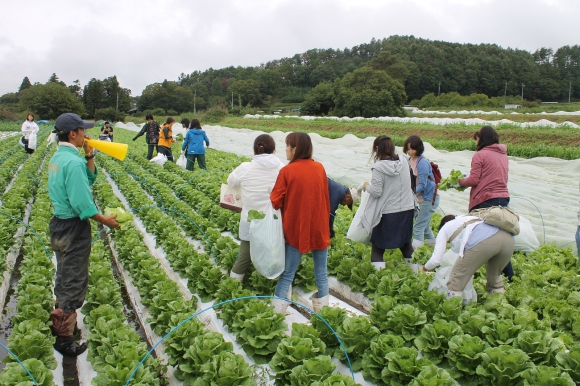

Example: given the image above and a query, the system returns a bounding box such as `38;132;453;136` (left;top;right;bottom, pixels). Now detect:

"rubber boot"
54;337;87;357
412;239;424;250
371;262;386;271
286;285;292;300
229;271;245;282
271;298;289;314
446;290;463;300
312;292;329;312
50;309;87;357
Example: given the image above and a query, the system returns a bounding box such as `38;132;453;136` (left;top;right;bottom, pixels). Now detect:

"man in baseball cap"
48;113;119;357
328;178;360;238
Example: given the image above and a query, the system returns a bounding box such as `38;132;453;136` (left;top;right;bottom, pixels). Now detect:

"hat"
346;188;360;210
55;113;94;134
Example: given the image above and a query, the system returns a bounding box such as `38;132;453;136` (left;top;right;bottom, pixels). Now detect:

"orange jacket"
271;159;330;253
158;123;175;148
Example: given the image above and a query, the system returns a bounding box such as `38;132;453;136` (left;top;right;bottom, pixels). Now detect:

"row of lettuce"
112;127;580;385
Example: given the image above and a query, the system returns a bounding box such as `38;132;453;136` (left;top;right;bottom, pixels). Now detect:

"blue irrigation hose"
510;196;546;244
129;206;218;264
123;295;355;386
109;172;165;211
0;342;39;385
91;227;109;245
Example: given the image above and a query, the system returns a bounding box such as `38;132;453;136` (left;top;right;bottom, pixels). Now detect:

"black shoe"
54;337;87;357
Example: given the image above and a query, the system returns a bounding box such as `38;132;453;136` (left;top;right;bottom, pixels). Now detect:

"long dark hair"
474;126;499;151
191;118;202;129
181;118;190;129
371;135;398;162
286;132;312;163
254;134;275;155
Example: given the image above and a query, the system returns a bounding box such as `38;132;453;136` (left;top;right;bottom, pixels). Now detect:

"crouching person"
48;113;120;356
422;214;514;300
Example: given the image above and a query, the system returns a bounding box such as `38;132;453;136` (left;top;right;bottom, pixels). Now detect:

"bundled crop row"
92;175;257;385
0;148;56;386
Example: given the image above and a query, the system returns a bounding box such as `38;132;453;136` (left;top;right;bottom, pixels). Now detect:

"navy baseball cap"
55;113;94;134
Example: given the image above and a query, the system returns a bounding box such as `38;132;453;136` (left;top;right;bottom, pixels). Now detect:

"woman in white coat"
21;113;39;154
227;134;285;281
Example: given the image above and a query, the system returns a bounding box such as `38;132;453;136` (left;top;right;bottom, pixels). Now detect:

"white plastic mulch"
241;114;580;129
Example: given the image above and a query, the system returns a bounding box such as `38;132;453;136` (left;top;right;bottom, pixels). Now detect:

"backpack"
419;157;441;206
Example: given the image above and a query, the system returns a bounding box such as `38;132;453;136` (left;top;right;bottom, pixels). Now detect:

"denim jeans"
274;244;329;298
576;226;580;259
413;195;440;241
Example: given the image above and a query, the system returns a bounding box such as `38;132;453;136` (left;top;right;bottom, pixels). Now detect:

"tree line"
1;35;579;120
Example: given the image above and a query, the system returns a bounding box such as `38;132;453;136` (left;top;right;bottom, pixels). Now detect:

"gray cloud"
1;0;578;96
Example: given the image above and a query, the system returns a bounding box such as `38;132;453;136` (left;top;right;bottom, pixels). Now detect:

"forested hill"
171;35;579;109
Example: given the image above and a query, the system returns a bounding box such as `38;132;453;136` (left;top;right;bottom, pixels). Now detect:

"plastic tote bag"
428;249;477;305
514;215;540;252
249;205;285;279
346;191;371;244
28;132;37;150
176;154;187;168
150;153;168;167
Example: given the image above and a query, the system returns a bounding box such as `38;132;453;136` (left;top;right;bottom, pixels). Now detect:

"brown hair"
439;214;456;231
473;125;499;151
164;117;175;125
191;118;202;129
27;113;34;121
286;132;313;163
402;135;424;156
253;134;276;155
371;135;398;162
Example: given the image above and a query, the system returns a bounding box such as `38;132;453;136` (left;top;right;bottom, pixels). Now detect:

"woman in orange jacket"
158;117;176;161
270;132;330;313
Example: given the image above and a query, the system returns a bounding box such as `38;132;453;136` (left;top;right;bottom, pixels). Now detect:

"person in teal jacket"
181;118;210;170
48;113;120;357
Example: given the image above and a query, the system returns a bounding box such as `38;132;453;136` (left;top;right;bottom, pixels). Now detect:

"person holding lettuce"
48;113;120;357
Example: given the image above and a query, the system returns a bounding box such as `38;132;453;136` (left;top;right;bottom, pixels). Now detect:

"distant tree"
19;83;85;119
18;77;32;93
94;107;125;122
83;78;107;118
68;80;82;100
0;93;19;105
138;80;193;114
229;79;262;106
102;75;132;111
47;73;66;86
301;82;335;115
333;67;406;118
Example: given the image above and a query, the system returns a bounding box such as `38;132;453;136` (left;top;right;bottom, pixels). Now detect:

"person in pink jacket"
459;125;513;280
459;126;509;211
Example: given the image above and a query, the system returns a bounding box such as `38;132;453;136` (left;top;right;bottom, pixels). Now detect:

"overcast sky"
1;0;578;97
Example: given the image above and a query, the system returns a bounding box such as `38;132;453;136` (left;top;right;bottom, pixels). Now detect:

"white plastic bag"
514;215;540;252
249;205;285;279
176;154;187;168
428;249;478;305
346;191;371;244
27;132;37;149
150;153;168;167
46;132;57;147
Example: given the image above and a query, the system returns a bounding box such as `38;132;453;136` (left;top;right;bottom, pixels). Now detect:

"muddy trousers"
447;230;515;293
49;217;91;337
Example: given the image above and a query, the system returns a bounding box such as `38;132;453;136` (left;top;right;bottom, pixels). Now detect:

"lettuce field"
0;123;579;385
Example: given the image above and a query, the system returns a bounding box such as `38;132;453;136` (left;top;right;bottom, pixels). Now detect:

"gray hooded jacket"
360;155;417;231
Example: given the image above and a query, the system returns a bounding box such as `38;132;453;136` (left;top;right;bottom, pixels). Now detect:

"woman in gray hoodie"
360;136;417;270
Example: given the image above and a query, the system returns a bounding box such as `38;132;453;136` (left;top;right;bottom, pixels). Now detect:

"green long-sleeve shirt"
48;144;99;220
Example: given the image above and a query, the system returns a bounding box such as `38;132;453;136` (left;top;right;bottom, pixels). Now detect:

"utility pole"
194;89;196;114
569;82;572;104
437;82;441;96
116;92;119;111
521;83;525;100
504;82;507;97
231;91;234;109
